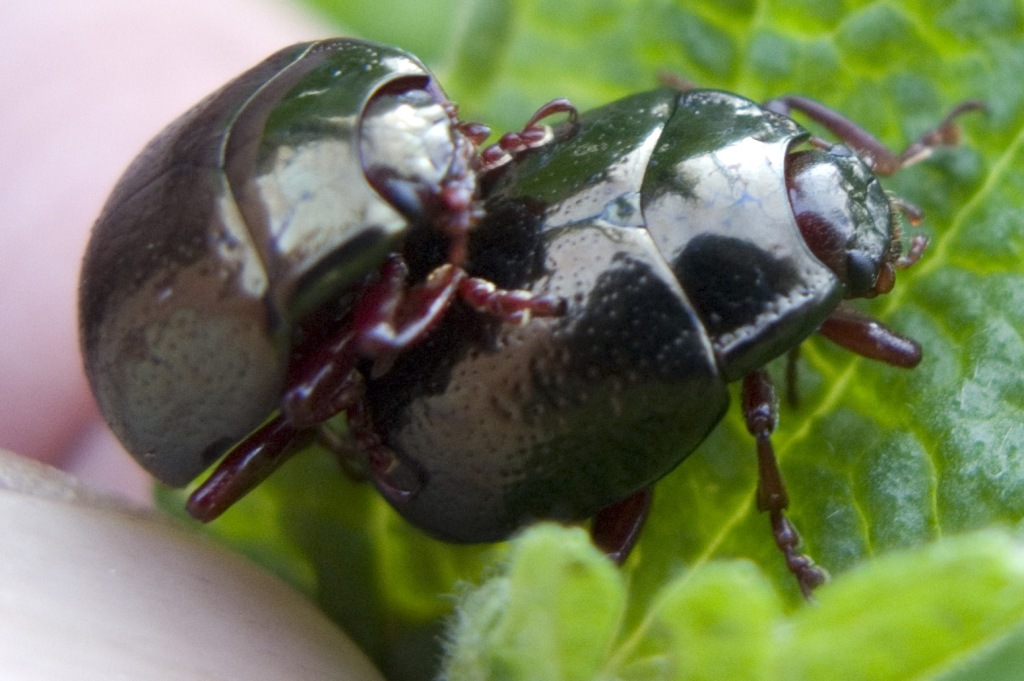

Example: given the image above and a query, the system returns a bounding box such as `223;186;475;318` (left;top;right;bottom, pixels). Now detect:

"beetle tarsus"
590;487;654;564
771;511;828;599
456;120;492;145
742;370;826;597
896;99;986;170
458;277;566;325
353;257;465;356
346;402;423;502
480;98;580;170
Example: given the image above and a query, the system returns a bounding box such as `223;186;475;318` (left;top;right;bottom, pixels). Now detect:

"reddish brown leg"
456;120;492;146
355;255;564;357
433;113;485;264
480;98;579;169
763;97;984;175
818;302;922;368
183;256;457;521
521;98;579;129
459;277;565;324
353;255;466;357
742;370;827;599
280;332;362;427
186;254;566;521
591;487;654;564
186;415;300;521
345;401;423;504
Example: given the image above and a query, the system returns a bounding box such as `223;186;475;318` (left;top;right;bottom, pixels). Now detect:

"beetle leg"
354;255;465;358
437;133;486;265
186;415;304;522
458;276;566;325
268;254;454;430
281;335;365;427
213;252;568;518
590;487;654;564
742;370;827;599
480;98;580;170
355;253;565;357
763;96;984;175
286;253;566;424
818;302;922;368
896;234;928;269
456;120;492;146
346;401;423;503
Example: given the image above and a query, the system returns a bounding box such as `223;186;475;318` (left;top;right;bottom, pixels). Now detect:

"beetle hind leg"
742;370;828;598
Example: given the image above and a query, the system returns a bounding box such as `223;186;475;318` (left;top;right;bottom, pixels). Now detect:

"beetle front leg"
818;302;922;368
763;96;984;175
353;254;465;359
742;370;827;599
355;255;564;360
283;252;564;426
458;276;566;325
480;98;580;170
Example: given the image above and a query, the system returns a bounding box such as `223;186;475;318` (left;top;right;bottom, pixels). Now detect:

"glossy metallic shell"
80;39;445;485
366;90;722;541
366;89;845;542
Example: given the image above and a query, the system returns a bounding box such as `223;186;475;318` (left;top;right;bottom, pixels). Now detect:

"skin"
0;448;384;680
0;0;329;502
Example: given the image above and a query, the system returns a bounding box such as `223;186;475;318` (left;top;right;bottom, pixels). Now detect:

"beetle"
80;37;558;502
79;37;979;596
357;87;980;595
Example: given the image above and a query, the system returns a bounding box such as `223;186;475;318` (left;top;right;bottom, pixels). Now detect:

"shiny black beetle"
79;37;979;596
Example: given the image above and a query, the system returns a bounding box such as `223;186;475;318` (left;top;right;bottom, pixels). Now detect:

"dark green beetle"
362;87;978;595
80;38;979;596
80;38;507;486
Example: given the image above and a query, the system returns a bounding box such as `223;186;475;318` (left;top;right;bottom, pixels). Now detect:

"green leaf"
442;526;1024;681
444;526;627;681
164;0;1024;679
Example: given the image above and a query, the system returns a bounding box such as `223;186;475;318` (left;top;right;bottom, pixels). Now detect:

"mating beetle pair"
79;38;979;596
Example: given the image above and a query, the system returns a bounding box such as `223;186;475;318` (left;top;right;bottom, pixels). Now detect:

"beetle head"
786;144;903;299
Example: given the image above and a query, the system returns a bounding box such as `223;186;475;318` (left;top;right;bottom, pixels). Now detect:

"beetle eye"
845;250;878;297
